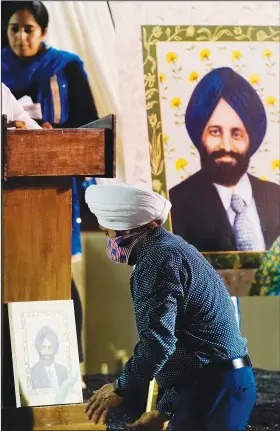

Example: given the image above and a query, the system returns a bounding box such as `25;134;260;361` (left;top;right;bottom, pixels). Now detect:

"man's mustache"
210;150;242;161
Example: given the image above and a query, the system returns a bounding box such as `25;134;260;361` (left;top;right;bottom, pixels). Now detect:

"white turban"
85;184;172;231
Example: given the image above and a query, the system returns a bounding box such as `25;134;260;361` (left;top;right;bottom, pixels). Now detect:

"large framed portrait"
142;25;280;276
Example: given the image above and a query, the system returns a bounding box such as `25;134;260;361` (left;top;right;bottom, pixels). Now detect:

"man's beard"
199;148;250;186
39;353;55;366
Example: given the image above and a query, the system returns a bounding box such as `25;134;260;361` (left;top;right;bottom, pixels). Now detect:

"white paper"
24;104;43;120
18;96;43;120
18;95;33;107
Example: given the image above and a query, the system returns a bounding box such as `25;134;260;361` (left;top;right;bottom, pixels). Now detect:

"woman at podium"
2;0;98;129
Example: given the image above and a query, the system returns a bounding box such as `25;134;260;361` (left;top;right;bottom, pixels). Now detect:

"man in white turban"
84;184;256;431
86;183;171;230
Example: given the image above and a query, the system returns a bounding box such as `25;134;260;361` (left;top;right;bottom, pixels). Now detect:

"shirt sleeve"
53;61;99;128
8;87;41;129
117;253;185;400
156;388;178;419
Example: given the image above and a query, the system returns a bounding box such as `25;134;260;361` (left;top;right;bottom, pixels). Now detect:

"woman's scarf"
2;44;87;124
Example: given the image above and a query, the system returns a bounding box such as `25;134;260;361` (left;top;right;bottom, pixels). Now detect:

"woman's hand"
7;120;27;129
42;121;53;129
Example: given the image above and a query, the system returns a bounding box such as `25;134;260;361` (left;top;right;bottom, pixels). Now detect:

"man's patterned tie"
231;194;255;250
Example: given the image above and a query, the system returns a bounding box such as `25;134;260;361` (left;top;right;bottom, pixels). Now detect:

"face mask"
106;230;148;264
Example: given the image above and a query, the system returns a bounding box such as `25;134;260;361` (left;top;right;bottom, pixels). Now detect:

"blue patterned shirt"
117;227;247;417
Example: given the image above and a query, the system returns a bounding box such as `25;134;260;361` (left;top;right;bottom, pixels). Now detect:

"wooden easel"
2;115;115;430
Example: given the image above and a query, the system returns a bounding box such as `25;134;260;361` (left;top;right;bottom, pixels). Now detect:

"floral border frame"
141;25;279;269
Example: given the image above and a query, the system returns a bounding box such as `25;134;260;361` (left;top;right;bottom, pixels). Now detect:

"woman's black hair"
3;1;49;32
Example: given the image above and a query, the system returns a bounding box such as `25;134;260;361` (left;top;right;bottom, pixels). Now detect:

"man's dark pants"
169;365;256;431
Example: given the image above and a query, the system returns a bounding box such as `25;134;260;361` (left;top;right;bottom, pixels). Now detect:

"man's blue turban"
185;67;267;156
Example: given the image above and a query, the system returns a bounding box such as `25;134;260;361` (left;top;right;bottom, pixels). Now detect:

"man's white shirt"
44;363;59;389
214;173;266;251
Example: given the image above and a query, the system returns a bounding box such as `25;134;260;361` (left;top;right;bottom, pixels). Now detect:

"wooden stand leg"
3;182;71;303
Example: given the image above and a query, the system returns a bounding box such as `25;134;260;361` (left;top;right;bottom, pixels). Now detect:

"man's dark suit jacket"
169;171;280;252
31;361;68;389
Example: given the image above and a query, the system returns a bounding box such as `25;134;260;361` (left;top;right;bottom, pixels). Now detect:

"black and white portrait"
31;325;68;390
8;300;83;407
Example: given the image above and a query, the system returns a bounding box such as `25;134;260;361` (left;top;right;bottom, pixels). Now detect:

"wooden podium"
2;115;114;430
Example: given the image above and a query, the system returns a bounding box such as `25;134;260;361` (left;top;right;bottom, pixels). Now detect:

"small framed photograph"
8;300;83;407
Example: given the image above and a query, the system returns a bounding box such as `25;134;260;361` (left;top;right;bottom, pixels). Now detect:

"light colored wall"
240;297;280;371
82;232;138;374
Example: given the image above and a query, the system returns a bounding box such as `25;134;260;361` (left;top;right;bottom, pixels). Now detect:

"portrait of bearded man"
31;326;68;390
169;67;280;253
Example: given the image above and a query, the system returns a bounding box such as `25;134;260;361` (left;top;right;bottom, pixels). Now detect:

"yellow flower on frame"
188;71;199;82
171;97;182;109
148;113;157;128
166;52;178;64
259;176;268;181
145;73;156;88
233;27;242;35
200;49;210;60
163;134;169;143
152;26;162;38
266;96;277;106
186;25;195;37
272;159;280;170
232;50;242;60
176;158;188;171
159;72;167;83
249;74;260;85
152;179;162;193
263;49;273;58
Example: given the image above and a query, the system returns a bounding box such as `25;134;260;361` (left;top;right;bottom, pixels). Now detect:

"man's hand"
7;120;27;129
127;410;169;430
84;383;123;424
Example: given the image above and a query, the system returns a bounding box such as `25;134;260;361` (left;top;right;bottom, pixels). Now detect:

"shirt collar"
44;362;55;370
135;226;166;266
213;173;253;211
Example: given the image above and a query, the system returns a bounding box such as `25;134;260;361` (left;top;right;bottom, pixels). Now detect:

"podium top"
2;114;115;179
